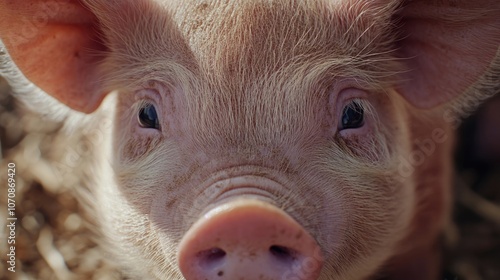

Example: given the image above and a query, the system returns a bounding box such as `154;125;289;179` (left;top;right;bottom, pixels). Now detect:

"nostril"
177;200;324;280
197;247;226;269
269;245;297;263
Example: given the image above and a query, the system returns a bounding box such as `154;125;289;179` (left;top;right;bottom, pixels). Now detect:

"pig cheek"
339;173;412;276
150;191;188;260
285;160;393;278
112;93;197;227
330;135;414;268
111;102;165;212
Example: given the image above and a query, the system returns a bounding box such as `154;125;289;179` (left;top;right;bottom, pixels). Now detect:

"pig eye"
340;100;364;130
138;103;160;129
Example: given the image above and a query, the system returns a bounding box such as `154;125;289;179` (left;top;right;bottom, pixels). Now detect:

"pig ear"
396;0;500;109
0;1;107;113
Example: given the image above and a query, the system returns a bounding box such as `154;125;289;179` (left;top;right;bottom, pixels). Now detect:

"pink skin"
177;199;323;280
1;1;499;279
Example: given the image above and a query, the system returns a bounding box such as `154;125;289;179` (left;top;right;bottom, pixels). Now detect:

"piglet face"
107;3;415;276
2;0;497;279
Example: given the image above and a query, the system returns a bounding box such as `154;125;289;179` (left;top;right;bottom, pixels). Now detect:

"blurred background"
0;76;499;280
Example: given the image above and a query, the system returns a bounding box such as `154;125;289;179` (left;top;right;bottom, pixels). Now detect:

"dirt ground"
0;76;499;280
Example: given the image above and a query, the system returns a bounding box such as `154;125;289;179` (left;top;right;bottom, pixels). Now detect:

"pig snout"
177;199;324;280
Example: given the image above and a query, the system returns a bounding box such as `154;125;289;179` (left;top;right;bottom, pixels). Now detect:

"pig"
0;0;499;279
